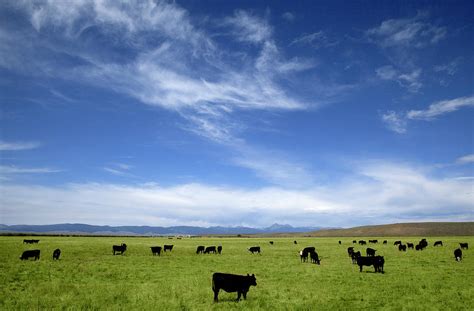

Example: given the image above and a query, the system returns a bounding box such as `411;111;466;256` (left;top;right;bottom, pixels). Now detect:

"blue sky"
0;0;473;227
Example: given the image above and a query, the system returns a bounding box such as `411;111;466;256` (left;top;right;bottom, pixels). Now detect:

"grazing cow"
217;246;222;254
113;243;127;255
434;241;443;247
460;243;469;250
356;256;384;273
339;241;341;245
394;241;401;246
419;239;428;248
196;246;205;254
398;244;407;252
150;246;162;256
415;244;422;251
454;248;463;262
248;246;261;254
204;246;217;254
212;273;257;302
52;249;61;260
164;245;174;252
383;240;387;244
366;248;376;257
309;251;321;265
269;241;274;245
353;240;357;244
369;240;378;244
300;247;316;263
294;241;298;245
359;240;367;245
406;243;414;249
347;247;354;257
20;249;40;260
23;239;40;244
351;251;361;264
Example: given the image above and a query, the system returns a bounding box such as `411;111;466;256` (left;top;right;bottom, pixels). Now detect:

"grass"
1;236;473;310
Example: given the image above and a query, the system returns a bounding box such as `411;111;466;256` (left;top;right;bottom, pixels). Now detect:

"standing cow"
454;248;463;262
248;246;261;254
356;256;384;273
217;246;222;254
434;241;443;247
113;244;127;255
459;243;469;250
52;249;61;260
399;244;407;252
212;273;257;302
204;246;217;254
20;250;40;260
196;246;205;254
163;245;174;252
300;247;316;262
150;246;162;256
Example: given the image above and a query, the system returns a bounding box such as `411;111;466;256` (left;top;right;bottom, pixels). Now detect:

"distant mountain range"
0;223;326;236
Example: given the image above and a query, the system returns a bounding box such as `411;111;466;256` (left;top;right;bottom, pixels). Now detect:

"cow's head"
247;274;257;286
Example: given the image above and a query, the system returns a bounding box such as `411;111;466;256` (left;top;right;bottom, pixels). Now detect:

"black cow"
398;244;407;252
23;239;40;244
164;245;174;252
269;241;274;245
20;249;40;260
383;240;387;244
217;246;222;254
366;248;376;256
212;273;257;302
347;247;354;257
338;241;341;245
353;240;357;244
351;251;361;264
196;246;205;254
369;240;378;244
300;247;316;263
454;248;463;262
113;243;127;255
460;243;469;250
150;246;162;256
359;240;367;245
204;246;217;254
434;241;443;247
394;241;401;246
356;256;384;273
294;241;298;245
309;251;321;265
407;243;414;249
419;239;428;248
248;246;261;254
52;249;61;260
415;244;422;251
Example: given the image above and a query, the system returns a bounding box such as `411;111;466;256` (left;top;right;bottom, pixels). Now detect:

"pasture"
1;236;473;310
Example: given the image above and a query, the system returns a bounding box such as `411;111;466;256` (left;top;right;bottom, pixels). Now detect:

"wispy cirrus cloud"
456;154;474;165
0;141;41;151
382;95;474;133
376;65;422;93
0;165;61;174
223;10;272;44
367;12;447;48
290;31;338;49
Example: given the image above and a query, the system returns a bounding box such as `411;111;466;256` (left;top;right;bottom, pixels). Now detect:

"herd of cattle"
18;238;469;302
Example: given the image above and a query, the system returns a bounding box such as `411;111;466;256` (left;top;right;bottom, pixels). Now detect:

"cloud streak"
0;141;41;151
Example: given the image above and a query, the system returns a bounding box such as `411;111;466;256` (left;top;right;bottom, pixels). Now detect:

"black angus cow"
356;256;384;273
415;244;422;251
351;251;361;264
407;243;414;249
52;249;61;260
20;249;40;260
359;240;367;245
269;241;274;245
353;240;357;244
23;239;40;244
434;241;443;247
204;246;217;254
212;273;257;302
309;251;321;265
383;240;387;244
248;246;261;254
460;243;469;250
347;247;354;257
339;241;341;245
419;239;428;248
300;247;316;263
113;244;127;255
394;241;401;246
454;248;463;262
217;246;222;254
294;241;298;245
366;248;376;256
196;246;205;254
164;245;174;252
150;246;162;256
398;244;407;252
369;240;378;244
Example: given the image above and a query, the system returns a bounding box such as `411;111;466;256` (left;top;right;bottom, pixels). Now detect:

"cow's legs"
213;289;219;302
243;291;247;300
359;265;363;272
236;291;241;301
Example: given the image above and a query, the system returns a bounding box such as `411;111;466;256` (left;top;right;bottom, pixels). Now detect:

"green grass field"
1;236;473;310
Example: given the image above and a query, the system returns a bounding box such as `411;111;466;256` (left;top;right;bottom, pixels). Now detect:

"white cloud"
0;165;61;174
282;12;295;22
407;95;474;120
381;111;407;134
290;31;338;49
223;10;272;44
456;154;474;165
376;65;422;93
434;59;460;76
367;13;447;48
0;141;41;151
1;162;472;226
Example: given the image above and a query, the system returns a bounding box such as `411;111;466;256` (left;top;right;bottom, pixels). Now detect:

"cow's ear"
247;274;250;276
252;274;255;277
